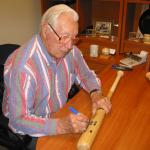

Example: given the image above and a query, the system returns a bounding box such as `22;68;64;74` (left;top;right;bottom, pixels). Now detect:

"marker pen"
69;106;79;115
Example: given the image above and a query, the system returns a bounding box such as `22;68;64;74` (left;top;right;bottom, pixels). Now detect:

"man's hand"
57;113;89;134
90;91;112;115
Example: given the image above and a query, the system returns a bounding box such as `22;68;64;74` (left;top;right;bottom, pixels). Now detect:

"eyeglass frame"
48;23;79;44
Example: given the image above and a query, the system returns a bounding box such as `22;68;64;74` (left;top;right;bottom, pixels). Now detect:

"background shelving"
121;0;150;53
41;0;150;54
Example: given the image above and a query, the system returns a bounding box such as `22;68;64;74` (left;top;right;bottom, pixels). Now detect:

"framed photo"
95;21;112;35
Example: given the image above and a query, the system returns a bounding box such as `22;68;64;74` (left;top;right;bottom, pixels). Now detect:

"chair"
0;44;32;150
67;83;80;100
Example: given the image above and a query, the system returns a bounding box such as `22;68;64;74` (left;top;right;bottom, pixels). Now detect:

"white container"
90;44;99;57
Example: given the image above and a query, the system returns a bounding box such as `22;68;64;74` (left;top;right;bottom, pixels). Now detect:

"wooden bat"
77;71;124;150
146;72;150;81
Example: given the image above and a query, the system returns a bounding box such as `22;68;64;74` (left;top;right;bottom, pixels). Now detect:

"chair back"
0;44;20;114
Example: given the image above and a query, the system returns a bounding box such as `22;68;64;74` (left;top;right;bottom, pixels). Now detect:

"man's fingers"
69;113;89;133
98;98;112;113
92;98;112;115
92;103;97;115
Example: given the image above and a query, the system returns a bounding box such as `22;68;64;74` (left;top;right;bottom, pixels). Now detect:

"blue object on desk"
69;106;79;115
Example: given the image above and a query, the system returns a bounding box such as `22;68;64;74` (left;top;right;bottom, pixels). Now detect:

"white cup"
90;44;99;57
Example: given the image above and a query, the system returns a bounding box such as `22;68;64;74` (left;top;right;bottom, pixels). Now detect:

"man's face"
45;12;79;59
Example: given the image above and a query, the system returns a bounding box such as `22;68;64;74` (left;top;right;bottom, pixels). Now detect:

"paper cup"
90;45;99;57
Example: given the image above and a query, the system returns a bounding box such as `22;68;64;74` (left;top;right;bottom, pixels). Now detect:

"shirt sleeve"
72;46;101;93
6;69;57;137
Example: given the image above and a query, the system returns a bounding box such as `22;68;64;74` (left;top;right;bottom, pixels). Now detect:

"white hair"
40;4;79;29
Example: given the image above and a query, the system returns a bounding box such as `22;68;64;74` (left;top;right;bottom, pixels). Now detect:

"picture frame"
95;21;112;35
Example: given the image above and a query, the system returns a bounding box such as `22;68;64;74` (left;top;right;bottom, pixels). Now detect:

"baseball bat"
77;71;124;150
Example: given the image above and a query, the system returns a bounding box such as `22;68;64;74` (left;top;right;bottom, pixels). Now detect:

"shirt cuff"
90;89;102;97
45;118;57;135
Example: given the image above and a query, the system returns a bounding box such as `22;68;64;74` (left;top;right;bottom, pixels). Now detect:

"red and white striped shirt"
2;34;100;137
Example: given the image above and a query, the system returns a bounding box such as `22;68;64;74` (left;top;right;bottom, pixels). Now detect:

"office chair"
0;44;32;150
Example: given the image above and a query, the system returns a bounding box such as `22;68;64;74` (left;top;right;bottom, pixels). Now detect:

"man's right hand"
57;113;89;134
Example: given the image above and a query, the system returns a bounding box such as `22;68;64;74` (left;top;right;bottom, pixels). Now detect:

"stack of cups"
143;34;150;44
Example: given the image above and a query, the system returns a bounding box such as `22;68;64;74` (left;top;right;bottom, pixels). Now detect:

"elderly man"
2;4;111;149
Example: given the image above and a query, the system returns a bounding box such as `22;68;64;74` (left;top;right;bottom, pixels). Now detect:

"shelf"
41;0;123;53
124;39;150;46
120;0;150;53
78;35;117;48
81;53;111;74
83;53;111;64
123;40;150;52
127;0;150;4
95;0;120;2
79;35;117;42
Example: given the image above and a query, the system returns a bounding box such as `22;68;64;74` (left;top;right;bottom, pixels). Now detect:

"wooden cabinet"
41;0;124;53
40;0;124;73
41;0;150;54
120;0;150;53
76;0;124;54
40;0;150;72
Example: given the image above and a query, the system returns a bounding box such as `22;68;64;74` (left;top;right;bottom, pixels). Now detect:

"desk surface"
37;55;150;150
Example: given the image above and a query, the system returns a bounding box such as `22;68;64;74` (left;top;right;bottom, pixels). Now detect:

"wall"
0;0;41;45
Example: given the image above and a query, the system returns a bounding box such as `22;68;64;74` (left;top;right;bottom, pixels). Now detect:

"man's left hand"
90;91;112;115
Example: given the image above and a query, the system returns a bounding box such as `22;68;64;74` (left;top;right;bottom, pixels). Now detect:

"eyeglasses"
48;23;79;45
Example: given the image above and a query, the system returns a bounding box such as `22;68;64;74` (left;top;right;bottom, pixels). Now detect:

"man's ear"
42;24;48;39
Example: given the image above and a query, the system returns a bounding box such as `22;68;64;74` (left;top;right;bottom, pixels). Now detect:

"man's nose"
65;40;74;50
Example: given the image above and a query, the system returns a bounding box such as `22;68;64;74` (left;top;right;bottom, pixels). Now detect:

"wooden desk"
37;56;150;150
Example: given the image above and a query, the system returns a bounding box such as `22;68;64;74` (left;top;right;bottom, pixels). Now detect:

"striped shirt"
2;34;101;137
